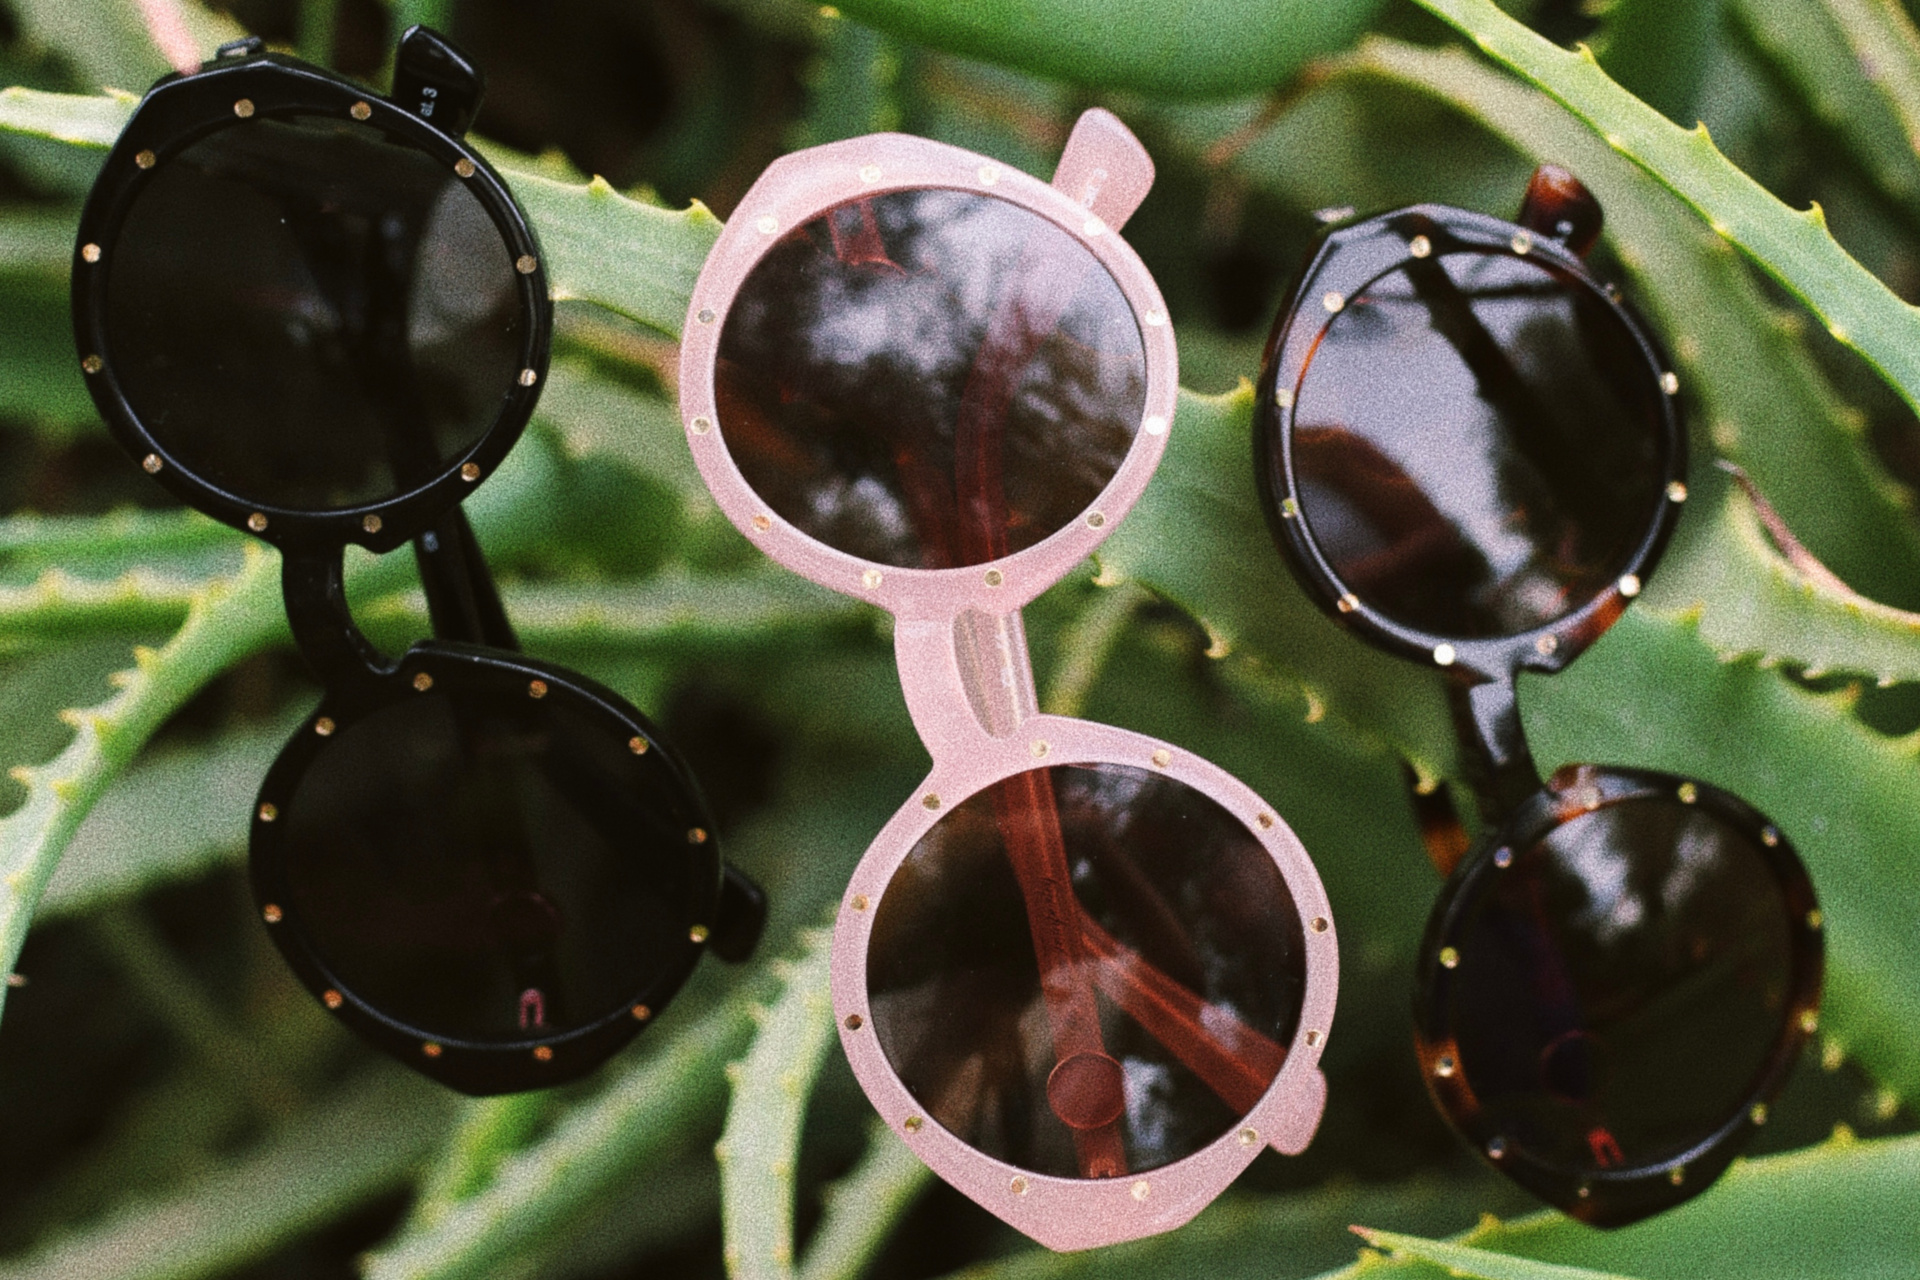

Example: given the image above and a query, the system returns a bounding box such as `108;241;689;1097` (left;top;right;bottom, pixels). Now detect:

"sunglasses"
678;110;1337;1250
70;27;766;1095
1254;165;1825;1224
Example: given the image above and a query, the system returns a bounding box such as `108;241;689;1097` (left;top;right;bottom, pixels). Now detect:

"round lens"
715;189;1147;569
1289;249;1665;639
867;764;1306;1179
276;683;704;1041
1442;790;1798;1174
106;115;524;513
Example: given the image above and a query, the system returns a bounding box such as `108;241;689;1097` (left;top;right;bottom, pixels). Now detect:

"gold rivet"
350;101;371;121
1668;1166;1686;1186
233;98;254;118
632;1003;652;1020
859;164;882;183
1275;388;1296;409
690;924;710;943
1144;415;1167;436
135;149;156;169
1305;1029;1321;1046
246;512;268;532
862;568;883;589
1087;511;1106;528
413;672;434;692
82;354;103;374
844;1013;863;1030
528;679;548;699
142;453;163;473
1337;593;1359;613
314;717;335;736
1256;813;1274;830
1280;497;1299;518
455;157;476;178
1571;783;1603;811
1030;740;1049;759
1800;1009;1820;1034
756;215;778;235
322;989;343;1009
1661;371;1681;395
922;793;940;810
1667;480;1689;503
688;828;709;844
984;568;1004;587
1750;1103;1768;1125
1433;643;1456;666
534;1045;554;1061
1130;1180;1150;1201
1151;748;1171;767
1487;1137;1508;1159
1761;825;1780;847
629;736;649;754
516;254;538;275
1577;1183;1592;1199
697;308;716;324
422;1042;443;1058
1440;946;1460;969
518;368;538;387
1009;1175;1028;1194
1310;917;1329;933
1408;234;1432;258
1435;1054;1457;1078
461;462;481;481
1619;573;1642;597
362;514;382;534
1084;216;1107;236
262;903;283;923
1237;1127;1258;1146
1807;908;1823;929
81;243;101;263
851;894;869;911
1677;782;1699;804
1494;847;1513;868
1511;230;1532;254
751;514;771;532
1322;291;1345;313
1144;310;1168;327
258;803;278;823
904;1115;924;1133
978;165;1000;185
691;416;712;434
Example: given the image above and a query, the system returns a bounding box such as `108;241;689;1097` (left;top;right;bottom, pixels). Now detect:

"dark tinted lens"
106;116;523;512
867;764;1305;1179
279;684;702;1041
715;189;1146;569
1445;792;1795;1173
1291;250;1665;638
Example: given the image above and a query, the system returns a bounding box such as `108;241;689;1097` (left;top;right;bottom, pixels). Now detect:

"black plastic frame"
71;35;551;557
1414;765;1824;1226
1252;181;1824;1223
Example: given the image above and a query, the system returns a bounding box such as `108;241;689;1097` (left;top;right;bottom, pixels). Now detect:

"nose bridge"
893;606;1040;755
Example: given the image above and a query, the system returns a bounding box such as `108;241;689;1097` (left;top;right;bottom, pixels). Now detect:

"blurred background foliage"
3;0;1920;1277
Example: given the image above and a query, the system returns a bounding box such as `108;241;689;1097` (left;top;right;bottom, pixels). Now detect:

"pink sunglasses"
678;110;1338;1251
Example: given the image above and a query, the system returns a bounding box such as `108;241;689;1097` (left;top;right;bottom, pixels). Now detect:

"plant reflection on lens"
72;27;766;1095
1255;164;1824;1225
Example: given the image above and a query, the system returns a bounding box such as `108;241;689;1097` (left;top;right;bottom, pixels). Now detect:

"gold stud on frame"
413;672;434;692
135;149;156;169
142;454;163;474
258;803;278;823
690;925;710;943
81;243;101;263
516;254;538;274
461;462;481;482
350;101;371;121
262;903;283;923
687;827;709;844
628;736;649;755
362;514;382;534
233;98;254;118
314;717;336;736
82;354;103;374
528;679;548;699
454;158;476;178
322;989;343;1009
246;512;268;532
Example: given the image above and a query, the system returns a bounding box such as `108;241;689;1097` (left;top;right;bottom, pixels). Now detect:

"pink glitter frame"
678;110;1338;1252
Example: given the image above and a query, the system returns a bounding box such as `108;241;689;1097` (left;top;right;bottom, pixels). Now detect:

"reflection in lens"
279;683;702;1041
867;764;1305;1179
1446;791;1795;1173
1290;250;1665;638
715;190;1146;568
107;115;523;512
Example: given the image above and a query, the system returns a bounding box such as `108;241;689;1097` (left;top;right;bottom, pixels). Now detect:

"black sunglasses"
70;27;766;1095
1253;166;1824;1224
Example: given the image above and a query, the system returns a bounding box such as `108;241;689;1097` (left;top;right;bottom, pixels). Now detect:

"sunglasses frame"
680;114;1338;1250
1253;178;1823;1224
1255;202;1687;685
71;34;551;557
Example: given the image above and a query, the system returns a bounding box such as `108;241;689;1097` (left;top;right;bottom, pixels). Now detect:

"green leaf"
1591;0;1720;126
0;86;133;148
1819;0;1920;163
1351;1227;1639;1280
824;0;1389;99
1405;0;1920;424
795;1120;933;1280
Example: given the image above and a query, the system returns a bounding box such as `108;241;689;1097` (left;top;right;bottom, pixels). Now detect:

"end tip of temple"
1052;109;1154;233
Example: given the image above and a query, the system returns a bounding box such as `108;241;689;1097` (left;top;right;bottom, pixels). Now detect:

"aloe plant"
1;1;1916;1277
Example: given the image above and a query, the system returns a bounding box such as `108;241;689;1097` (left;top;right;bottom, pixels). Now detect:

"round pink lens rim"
677;129;1177;621
831;715;1338;1252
